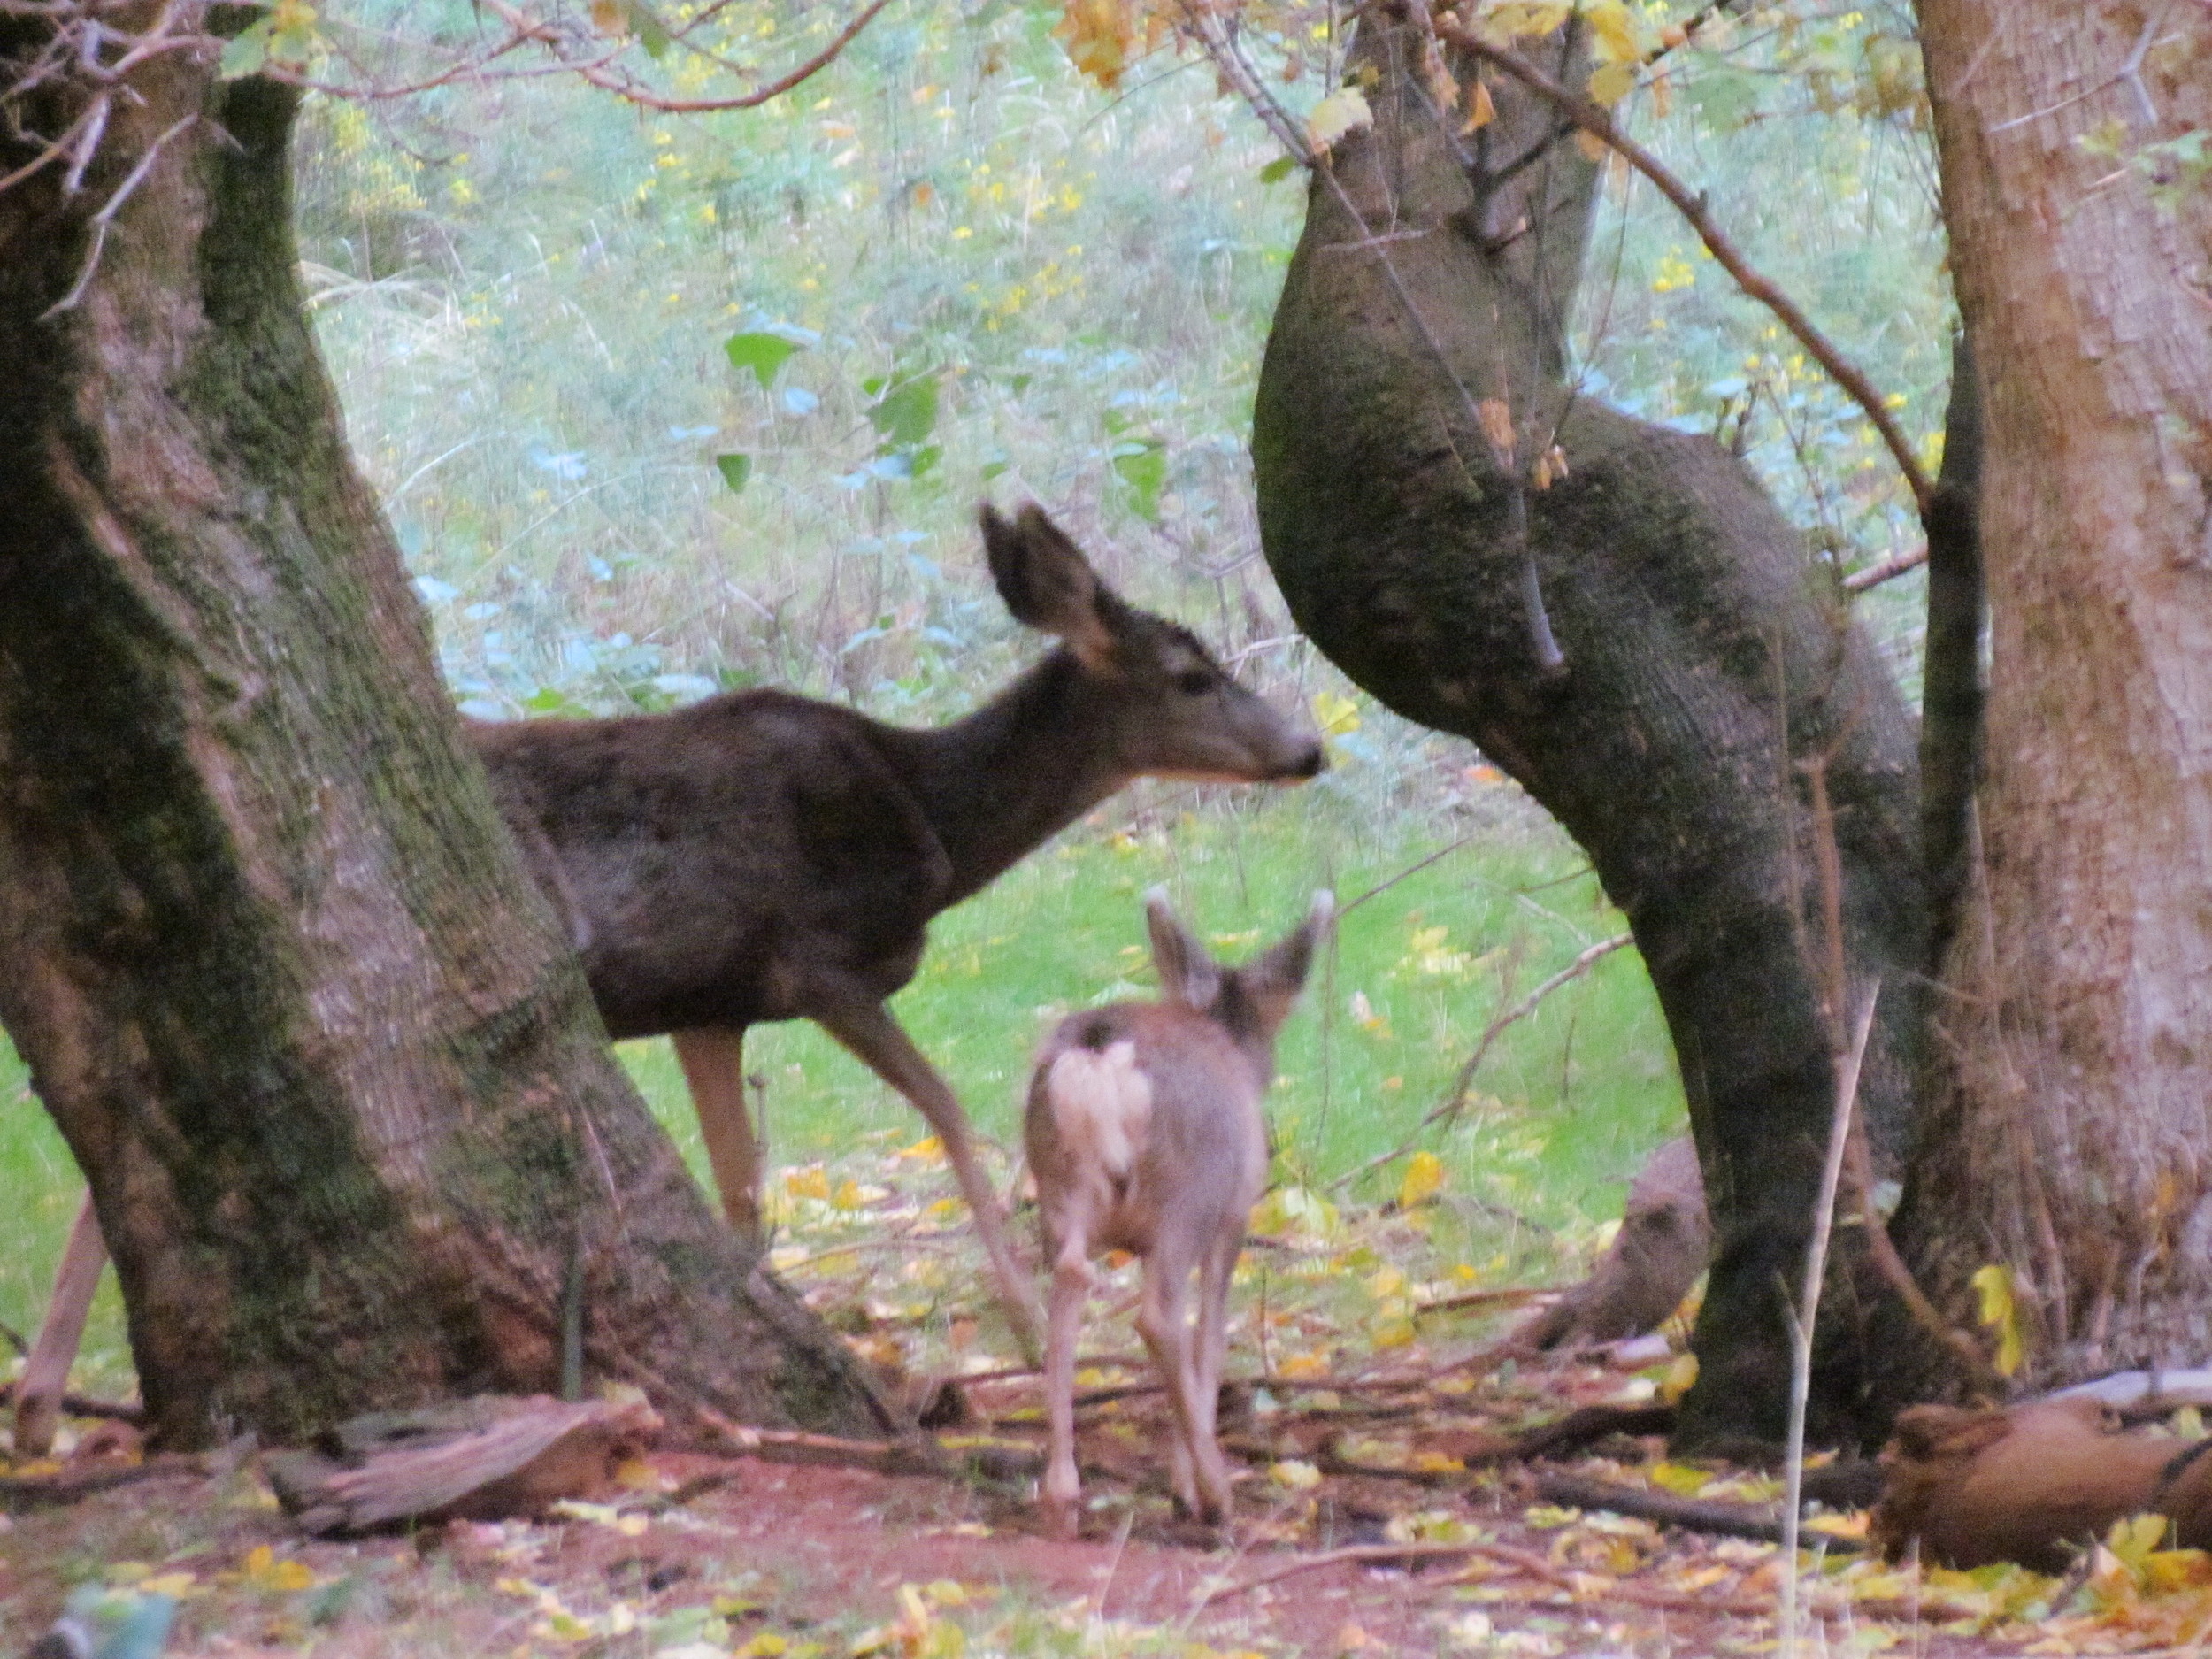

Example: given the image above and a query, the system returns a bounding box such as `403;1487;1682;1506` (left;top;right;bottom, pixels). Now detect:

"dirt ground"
2;1371;2158;1659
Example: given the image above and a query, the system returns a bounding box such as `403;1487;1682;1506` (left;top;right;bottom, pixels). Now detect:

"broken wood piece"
266;1394;660;1537
1531;1471;1864;1553
1871;1394;2212;1571
1516;1137;1709;1354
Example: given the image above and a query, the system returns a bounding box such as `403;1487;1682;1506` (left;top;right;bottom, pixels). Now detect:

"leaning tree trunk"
1891;0;2212;1399
1253;10;1925;1447
0;26;887;1447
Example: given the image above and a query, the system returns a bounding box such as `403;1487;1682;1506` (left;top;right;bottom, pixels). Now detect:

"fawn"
1025;887;1333;1535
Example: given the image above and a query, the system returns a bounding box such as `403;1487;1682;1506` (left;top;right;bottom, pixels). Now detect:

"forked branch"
1435;23;1935;516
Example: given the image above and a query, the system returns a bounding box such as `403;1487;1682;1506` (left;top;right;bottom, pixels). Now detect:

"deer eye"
1173;667;1215;695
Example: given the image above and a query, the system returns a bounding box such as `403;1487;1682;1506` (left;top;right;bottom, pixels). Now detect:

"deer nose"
1285;741;1327;780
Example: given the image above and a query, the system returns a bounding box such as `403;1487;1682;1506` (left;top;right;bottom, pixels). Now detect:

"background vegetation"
2;0;1946;1396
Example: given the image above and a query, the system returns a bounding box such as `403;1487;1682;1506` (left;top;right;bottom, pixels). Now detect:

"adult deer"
13;504;1321;1448
1027;887;1332;1535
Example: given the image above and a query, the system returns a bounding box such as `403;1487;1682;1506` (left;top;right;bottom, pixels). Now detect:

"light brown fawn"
14;505;1321;1452
1027;887;1332;1536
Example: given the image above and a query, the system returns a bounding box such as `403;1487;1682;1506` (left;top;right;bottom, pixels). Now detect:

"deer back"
1025;1002;1269;1260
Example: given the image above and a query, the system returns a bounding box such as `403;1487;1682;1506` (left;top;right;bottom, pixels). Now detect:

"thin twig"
1331;933;1633;1192
41;112;196;319
1779;983;1878;1659
480;0;900;113
1440;26;1933;515
1841;544;1928;592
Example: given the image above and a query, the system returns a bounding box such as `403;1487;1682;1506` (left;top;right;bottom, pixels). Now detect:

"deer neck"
879;650;1128;906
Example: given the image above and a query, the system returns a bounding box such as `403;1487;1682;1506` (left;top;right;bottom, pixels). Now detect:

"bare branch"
1438;23;1935;516
1331;932;1634;1193
1841;543;1928;592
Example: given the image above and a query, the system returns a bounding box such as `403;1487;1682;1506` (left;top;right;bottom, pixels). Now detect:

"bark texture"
1900;1;2212;1391
1254;13;1924;1445
0;27;887;1447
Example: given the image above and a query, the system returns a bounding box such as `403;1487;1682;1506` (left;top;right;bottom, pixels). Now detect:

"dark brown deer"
14;505;1321;1444
1026;887;1332;1535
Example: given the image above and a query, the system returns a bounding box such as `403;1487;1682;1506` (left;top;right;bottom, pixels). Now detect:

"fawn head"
1144;887;1335;1064
979;503;1325;785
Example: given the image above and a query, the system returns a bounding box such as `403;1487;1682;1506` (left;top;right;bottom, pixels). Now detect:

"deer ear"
979;503;1118;669
1249;890;1334;1001
1145;887;1222;1010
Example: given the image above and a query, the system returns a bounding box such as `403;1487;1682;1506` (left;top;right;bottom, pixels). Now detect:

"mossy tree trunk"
1253;11;1926;1447
0;27;887;1448
1891;0;2212;1398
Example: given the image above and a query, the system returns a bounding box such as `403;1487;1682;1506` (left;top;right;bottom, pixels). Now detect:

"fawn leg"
672;1027;764;1240
1138;1258;1212;1519
15;1194;108;1456
810;992;1046;1359
1041;1234;1094;1538
1188;1228;1244;1514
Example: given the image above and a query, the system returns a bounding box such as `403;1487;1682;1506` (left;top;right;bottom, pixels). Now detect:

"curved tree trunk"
1893;0;2212;1398
0;30;887;1447
1253;11;1925;1446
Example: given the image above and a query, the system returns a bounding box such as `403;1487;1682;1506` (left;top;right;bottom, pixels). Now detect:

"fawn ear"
1145;887;1222;1010
1248;890;1334;1002
979;503;1118;669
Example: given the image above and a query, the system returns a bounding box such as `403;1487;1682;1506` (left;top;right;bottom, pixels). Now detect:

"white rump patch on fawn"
1045;1041;1153;1182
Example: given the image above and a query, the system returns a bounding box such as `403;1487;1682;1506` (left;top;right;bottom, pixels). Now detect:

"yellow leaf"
896;1136;947;1164
1311;688;1362;738
832;1178;865;1210
589;0;626;33
1462;79;1495;134
1306;90;1374;156
1582;0;1641;64
786;1164;832;1202
1647;1463;1709;1497
1271;1459;1322;1489
1399;1149;1447;1209
1054;0;1135;88
1659;1351;1700;1405
735;1637;790;1659
1586;60;1638;109
1969;1263;2024;1376
1477;396;1516;458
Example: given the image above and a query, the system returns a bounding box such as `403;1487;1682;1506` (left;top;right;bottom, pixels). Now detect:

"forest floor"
4;1356;2190;1659
11;1140;2212;1655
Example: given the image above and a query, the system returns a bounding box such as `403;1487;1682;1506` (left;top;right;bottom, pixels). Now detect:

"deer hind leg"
808;991;1046;1360
15;1194;108;1457
1137;1253;1215;1521
672;1028;764;1240
1189;1225;1244;1510
1041;1222;1096;1538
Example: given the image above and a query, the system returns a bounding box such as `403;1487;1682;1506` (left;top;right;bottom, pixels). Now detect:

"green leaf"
1110;437;1166;523
1258;155;1299;184
715;453;752;494
724;332;801;389
219;19;273;79
868;373;939;449
637;11;671;57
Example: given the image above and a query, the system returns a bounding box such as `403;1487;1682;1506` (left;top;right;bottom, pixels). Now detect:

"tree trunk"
1253;10;1925;1446
1894;0;2212;1396
0;28;887;1447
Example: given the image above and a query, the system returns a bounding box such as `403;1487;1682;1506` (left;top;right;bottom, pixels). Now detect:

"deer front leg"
15;1194;108;1457
672;1027;764;1240
807;992;1046;1361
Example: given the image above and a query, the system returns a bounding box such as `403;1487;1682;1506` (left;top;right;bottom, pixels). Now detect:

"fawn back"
1026;887;1333;1534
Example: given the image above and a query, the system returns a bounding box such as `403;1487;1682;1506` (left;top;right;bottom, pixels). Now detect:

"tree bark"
1895;0;2212;1395
1253;11;1925;1446
0;24;887;1447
